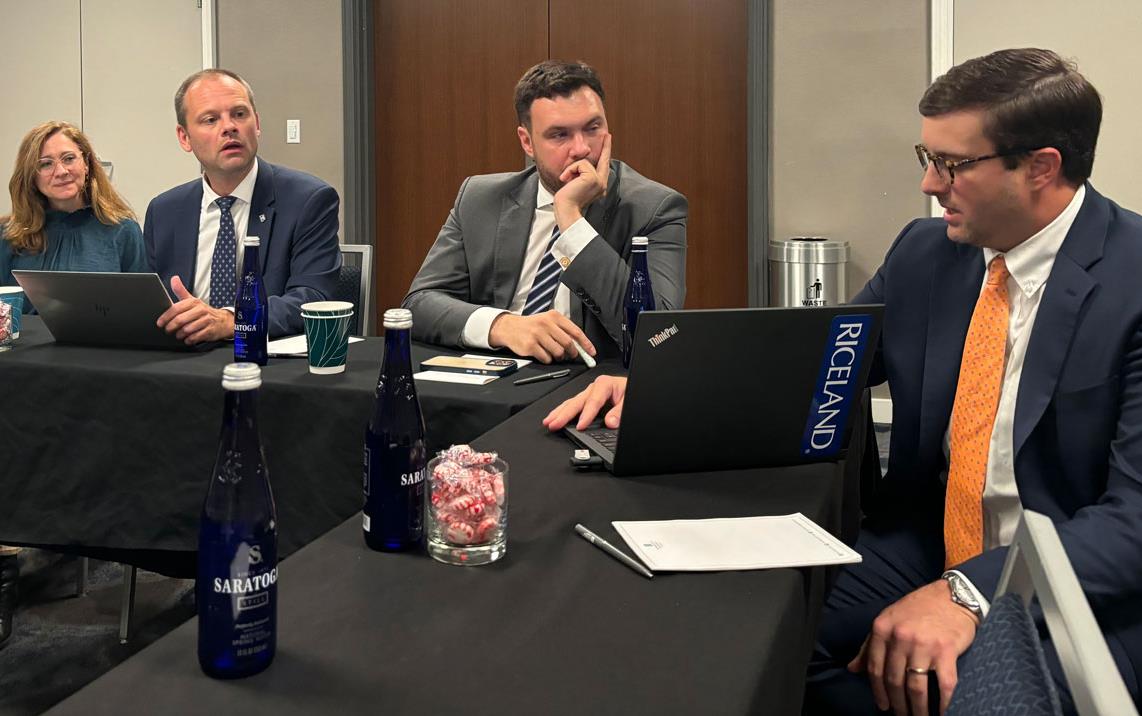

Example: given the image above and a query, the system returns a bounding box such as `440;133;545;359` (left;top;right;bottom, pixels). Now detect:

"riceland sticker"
801;314;873;457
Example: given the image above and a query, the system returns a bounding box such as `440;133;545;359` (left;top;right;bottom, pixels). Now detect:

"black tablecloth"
0;317;585;572
45;375;848;715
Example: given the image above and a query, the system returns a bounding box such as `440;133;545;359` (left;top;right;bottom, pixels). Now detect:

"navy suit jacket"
144;158;341;337
856;185;1142;692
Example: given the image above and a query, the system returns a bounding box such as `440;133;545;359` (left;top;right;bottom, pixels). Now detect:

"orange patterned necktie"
945;255;1010;567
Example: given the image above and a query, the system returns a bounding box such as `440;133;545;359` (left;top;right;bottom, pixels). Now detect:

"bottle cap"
383;308;413;330
632;236;649;247
222;362;262;390
242;236;261;246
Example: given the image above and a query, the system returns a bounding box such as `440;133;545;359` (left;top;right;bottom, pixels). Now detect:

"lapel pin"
259;213;266;223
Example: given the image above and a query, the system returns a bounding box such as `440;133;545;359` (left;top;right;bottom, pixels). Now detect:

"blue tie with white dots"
209;196;237;308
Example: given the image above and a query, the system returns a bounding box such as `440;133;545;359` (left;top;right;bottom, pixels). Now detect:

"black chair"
332;244;373;335
948;592;1063;715
947;511;1137;716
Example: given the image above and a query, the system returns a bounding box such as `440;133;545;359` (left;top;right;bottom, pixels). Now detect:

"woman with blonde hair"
1;120;147;300
0;121;146;649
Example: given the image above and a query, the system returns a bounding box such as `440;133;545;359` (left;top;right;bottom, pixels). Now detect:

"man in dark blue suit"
546;48;1142;714
145;69;340;342
802;48;1142;715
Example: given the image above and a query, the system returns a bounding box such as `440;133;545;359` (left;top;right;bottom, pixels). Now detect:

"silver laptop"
12;270;193;350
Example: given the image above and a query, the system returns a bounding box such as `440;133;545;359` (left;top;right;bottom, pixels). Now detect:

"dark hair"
174;68;257;128
919;48;1101;185
514;60;605;128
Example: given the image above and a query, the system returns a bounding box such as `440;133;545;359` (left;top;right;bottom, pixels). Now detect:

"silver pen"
513;368;571;385
574;523;653;579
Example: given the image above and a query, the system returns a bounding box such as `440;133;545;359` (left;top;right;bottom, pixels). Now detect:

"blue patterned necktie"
208;196;237;308
522;225;563;315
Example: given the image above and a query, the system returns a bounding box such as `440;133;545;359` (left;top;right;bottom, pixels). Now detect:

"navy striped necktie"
208;196;237;308
522;225;563;315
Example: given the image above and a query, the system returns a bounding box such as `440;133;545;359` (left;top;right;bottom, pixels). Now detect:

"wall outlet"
286;119;301;144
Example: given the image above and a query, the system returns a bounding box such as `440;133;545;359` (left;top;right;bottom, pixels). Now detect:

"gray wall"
0;0;200;219
0;1;81;218
771;0;930;300
81;0;202;220
217;0;345;237
954;0;1142;214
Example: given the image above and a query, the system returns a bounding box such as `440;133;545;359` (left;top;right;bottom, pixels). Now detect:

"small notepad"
413;354;532;385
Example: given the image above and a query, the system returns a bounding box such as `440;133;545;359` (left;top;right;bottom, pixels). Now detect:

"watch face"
947;575;980;609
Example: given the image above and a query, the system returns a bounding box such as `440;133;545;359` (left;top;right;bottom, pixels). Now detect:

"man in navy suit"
800;47;1142;715
546;48;1142;714
145;69;340;342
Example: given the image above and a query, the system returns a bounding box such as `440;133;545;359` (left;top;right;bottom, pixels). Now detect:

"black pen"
574;523;654;579
513;368;571;386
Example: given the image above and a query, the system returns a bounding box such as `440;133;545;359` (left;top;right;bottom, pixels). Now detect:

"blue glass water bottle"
197;363;278;679
363;308;427;551
622;236;655;368
234;236;268;366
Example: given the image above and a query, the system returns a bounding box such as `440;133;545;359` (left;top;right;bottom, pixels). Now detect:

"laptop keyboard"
587;428;619;451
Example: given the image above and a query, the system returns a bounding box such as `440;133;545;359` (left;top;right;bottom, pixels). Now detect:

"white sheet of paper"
612;513;861;572
413;370;497;386
267;334;364;357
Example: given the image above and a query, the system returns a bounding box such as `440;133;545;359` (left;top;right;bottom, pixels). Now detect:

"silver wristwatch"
941;571;983;619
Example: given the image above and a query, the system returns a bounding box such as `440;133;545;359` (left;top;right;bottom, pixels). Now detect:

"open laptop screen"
568;305;883;476
12;270;193;350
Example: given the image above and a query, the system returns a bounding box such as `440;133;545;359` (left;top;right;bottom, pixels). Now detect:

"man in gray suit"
403;60;687;363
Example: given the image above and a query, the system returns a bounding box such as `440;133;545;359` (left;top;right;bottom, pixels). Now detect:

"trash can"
768;237;849;307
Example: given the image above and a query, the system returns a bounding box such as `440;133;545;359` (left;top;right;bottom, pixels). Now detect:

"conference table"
0;317;587;575
45;375;855;715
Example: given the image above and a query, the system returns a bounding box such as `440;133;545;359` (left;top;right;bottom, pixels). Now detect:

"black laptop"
565;305;884;476
12;270;195;350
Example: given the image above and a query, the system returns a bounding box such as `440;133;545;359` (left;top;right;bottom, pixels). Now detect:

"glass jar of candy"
425;445;508;566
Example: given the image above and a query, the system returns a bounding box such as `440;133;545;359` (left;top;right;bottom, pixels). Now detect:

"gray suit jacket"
402;159;687;357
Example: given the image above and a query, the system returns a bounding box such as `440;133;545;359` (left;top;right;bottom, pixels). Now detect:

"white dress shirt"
460;180;598;349
945;184;1086;613
193;160;259;308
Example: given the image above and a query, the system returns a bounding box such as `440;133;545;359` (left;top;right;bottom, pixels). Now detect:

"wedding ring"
906;666;932;676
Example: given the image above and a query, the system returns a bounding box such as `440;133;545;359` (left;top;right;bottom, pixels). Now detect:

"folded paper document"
268;334;364;357
612;513;861;572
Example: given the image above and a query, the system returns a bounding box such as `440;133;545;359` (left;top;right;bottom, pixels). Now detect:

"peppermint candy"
430;445;505;546
0;302;11;342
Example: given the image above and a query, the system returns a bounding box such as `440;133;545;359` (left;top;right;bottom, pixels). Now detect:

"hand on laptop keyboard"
157;275;236;345
542;375;627;432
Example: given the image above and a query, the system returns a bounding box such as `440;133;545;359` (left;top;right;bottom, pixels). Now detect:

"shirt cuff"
462;306;508;350
550;217;598;267
945;569;992;619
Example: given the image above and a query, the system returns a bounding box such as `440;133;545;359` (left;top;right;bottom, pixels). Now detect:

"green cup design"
302;311;353;374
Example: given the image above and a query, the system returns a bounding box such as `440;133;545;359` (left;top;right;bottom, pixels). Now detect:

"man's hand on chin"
488;311;595;364
157;275;236;345
553;132;612;231
847;579;980;715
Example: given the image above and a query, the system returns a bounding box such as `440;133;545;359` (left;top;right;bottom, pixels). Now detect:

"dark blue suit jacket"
143;158;341;337
856;185;1142;694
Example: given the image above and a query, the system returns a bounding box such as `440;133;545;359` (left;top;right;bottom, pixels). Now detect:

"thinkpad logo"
647;323;679;348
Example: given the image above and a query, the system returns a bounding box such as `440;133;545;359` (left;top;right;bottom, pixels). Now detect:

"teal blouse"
1;208;148;312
